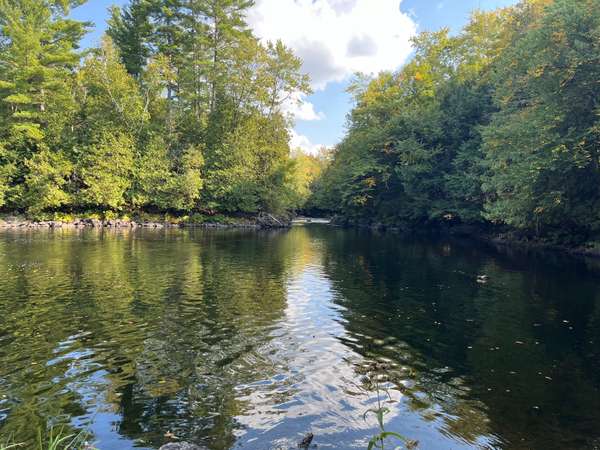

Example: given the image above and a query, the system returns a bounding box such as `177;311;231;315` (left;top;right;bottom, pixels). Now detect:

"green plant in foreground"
40;426;97;450
356;361;418;450
365;406;415;450
0;444;22;450
0;426;97;450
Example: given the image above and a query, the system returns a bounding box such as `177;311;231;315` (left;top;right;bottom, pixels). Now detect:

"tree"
107;0;153;78
0;143;15;207
168;144;204;210
129;134;174;210
0;0;88;211
0;0;87;144
0;0;310;217
22;148;72;214
72;37;145;210
482;0;600;236
75;36;148;139
77;130;134;210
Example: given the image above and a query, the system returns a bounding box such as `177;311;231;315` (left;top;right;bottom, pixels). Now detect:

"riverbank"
478;231;600;259
0;212;291;230
330;216;600;259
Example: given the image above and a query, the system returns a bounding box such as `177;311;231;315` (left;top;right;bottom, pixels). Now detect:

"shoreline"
329;217;600;259
4;213;600;259
0;213;291;231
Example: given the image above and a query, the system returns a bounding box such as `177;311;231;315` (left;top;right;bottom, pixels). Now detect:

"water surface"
1;226;599;449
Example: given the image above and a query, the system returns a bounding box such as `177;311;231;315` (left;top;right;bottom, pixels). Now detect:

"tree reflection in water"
0;226;599;449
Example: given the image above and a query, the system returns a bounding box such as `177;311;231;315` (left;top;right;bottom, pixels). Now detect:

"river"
1;225;599;449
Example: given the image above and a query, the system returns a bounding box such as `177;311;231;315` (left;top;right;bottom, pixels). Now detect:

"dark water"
1;226;600;450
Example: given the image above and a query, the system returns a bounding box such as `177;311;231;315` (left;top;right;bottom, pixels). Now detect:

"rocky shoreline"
0;213;291;230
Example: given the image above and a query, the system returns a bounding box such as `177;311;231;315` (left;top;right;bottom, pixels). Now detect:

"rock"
159;443;207;450
406;439;420;449
142;222;164;228
298;432;314;448
84;218;103;228
257;212;291;228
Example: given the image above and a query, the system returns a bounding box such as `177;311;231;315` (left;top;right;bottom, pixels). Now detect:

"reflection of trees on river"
2;227;600;449
0;229;296;449
312;227;600;449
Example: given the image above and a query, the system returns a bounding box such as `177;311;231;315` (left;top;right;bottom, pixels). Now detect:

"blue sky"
72;0;517;153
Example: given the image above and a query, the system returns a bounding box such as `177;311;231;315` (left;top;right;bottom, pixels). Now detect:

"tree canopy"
312;0;600;243
0;0;311;218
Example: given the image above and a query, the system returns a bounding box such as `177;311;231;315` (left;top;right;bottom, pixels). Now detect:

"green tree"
129;134;174;210
0;0;87;143
73;37;145;210
77;130;134;210
482;0;600;236
107;0;153;78
22;148;72;214
0;143;15;207
0;0;88;211
168;144;204;210
75;36;148;138
0;0;310;218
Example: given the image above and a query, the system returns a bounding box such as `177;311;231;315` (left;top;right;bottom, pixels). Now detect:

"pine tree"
107;0;153;78
0;0;88;210
0;0;88;144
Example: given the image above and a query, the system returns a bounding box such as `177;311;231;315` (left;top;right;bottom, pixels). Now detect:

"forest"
0;0;326;220
1;0;599;246
311;0;600;246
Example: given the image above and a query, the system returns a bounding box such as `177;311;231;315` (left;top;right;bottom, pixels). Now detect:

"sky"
72;0;517;154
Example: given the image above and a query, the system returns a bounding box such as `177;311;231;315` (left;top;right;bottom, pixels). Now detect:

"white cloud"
289;129;327;155
282;92;325;122
248;0;417;90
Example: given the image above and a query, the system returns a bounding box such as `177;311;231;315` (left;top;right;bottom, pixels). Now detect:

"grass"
0;444;22;450
0;427;96;450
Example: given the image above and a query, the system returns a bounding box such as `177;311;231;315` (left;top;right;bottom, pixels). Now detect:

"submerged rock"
298;432;314;448
159;443;207;450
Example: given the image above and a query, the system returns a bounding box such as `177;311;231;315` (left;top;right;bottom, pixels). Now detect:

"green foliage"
168;144;205;211
0;425;96;450
23;149;72;214
76;131;134;209
0;144;15;207
0;0;88;146
482;0;600;235
0;0;310;217
289;149;330;211
129;134;173;209
39;426;95;450
357;362;417;450
107;0;153;77
76;36;148;136
313;0;600;243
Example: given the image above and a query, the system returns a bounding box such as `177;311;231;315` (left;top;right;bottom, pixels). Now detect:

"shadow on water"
0;225;599;449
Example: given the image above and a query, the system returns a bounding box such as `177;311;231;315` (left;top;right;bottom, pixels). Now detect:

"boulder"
257;212;291;228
